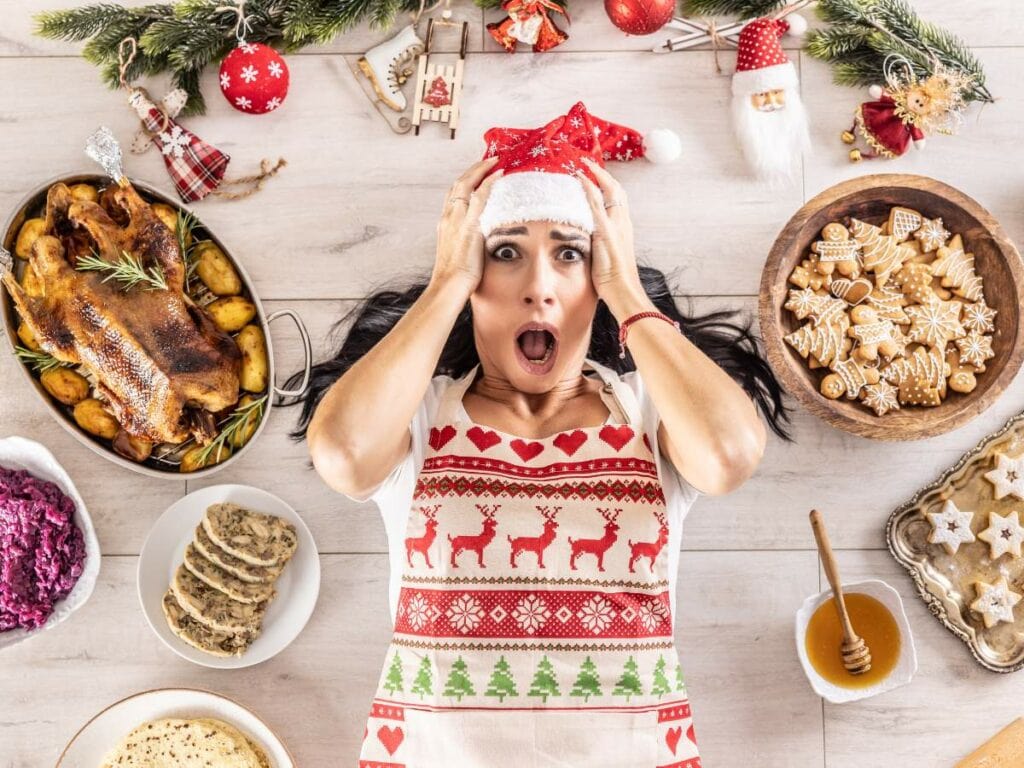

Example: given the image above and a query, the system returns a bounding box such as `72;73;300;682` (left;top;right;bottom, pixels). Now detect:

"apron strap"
433;359;642;428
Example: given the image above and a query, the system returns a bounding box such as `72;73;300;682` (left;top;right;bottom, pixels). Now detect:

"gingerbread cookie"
830;277;873;306
888;207;923;242
984;453;1024;501
820;358;880;400
931;235;984;302
784;287;819;320
905;299;964;350
961;298;997;334
849;218;912;286
970;576;1022;629
978;510;1024;560
926;499;976;555
913;216;950;253
956;331;995;369
848;305;898;363
811;222;861;278
861;380;900;416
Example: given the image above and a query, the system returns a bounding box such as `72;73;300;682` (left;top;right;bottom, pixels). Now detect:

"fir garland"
806;0;992;103
35;0;432;115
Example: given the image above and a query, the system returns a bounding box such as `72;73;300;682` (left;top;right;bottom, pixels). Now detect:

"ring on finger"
448;196;470;207
603;199;625;209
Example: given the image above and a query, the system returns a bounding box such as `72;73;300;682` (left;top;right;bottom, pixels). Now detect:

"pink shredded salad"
0;465;85;631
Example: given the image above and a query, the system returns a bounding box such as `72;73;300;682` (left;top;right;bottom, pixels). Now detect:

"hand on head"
431;156;502;295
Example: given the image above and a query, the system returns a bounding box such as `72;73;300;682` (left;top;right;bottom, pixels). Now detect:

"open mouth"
515;323;559;372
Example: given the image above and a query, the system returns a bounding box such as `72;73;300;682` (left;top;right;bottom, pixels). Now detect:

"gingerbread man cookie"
811;222;861;278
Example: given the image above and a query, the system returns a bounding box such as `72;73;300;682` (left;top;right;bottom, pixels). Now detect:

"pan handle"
267;308;312;400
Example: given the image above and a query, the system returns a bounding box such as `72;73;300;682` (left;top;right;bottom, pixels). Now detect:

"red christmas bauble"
218;42;289;115
604;0;674;35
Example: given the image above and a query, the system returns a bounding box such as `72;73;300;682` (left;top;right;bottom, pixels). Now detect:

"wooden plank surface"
2;1;1024;765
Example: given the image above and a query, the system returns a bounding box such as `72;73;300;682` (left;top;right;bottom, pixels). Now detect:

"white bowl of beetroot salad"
0;436;99;650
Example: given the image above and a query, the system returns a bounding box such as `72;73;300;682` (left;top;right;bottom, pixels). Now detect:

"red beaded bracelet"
617;311;681;359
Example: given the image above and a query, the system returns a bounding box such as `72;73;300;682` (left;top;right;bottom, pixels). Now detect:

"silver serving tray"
0;172;311;479
887;409;1024;672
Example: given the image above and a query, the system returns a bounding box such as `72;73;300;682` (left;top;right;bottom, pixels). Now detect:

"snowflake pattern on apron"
358;361;701;768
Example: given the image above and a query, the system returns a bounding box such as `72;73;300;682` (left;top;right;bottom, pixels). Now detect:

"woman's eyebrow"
487;226;529;238
550;230;588;243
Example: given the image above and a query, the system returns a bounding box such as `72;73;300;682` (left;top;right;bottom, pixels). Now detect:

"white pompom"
643;128;682;163
868;84;884;100
785;13;807;38
913;138;927;150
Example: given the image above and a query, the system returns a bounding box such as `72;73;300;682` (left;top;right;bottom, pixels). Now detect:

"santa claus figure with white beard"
730;16;810;185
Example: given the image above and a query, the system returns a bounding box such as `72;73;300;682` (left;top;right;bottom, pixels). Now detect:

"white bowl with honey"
795;579;917;703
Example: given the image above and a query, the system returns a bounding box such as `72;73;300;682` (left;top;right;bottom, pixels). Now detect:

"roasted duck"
3;181;241;444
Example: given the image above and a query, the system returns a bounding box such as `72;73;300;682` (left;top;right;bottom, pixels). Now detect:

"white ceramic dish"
138;483;319;669
0;435;100;651
794;579;918;704
55;687;295;767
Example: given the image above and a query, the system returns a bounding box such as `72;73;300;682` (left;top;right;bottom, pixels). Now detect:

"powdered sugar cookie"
925;499;976;555
978;510;1024;560
984;453;1024;501
970;576;1022;629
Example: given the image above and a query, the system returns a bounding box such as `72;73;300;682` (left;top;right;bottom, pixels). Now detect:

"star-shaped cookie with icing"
925;499;976;555
984;453;1024;501
970;576;1022;628
978;510;1024;560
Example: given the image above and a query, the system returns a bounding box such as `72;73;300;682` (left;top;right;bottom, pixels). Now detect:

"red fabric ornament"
604;0;674;36
424;76;452;107
487;0;569;53
854;92;925;158
218;42;289;115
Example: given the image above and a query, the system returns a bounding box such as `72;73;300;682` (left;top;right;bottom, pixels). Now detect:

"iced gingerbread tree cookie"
978;510;1024;560
970;576;1022;629
926;499;976;555
984;453;1024;501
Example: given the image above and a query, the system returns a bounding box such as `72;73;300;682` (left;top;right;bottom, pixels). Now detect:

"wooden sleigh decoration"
412;16;469;139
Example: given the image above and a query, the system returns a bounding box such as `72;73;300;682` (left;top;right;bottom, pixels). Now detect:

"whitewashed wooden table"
2;1;1024;764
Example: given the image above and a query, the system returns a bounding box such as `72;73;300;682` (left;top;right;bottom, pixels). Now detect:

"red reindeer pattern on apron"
358;361;701;768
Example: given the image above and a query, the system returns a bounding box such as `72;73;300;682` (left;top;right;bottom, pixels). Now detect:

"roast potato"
151;203;192;249
17;321;41;351
113;429;153;462
73;398;120;440
194;241;241;295
180;443;232;473
14;218;45;260
237;324;268;393
229;394;261;448
68;183;99;203
20;262;44;297
40;368;90;406
207;296;256;333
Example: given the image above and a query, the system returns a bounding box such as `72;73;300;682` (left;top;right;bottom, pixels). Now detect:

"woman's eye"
558;248;586;262
490;245;518;260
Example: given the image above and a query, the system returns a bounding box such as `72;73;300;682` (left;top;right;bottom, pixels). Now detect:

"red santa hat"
477;101;680;238
731;17;799;96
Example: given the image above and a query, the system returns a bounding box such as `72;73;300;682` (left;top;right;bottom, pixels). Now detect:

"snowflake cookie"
970;576;1022;629
913;216;950;253
978;510;1024;560
926;499;977;555
984;453;1024;501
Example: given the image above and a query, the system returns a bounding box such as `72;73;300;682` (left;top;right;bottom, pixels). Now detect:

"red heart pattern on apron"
510;439;544;461
599;424;634;451
553;429;588;456
428;425;457;451
665;726;682;755
467;426;502;452
378;724;405;755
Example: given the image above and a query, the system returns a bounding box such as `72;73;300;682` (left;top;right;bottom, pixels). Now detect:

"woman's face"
471;220;597;392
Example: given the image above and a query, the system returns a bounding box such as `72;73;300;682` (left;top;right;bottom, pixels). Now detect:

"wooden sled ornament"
412;17;468;139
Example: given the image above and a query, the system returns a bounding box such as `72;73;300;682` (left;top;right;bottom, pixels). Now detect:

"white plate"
138;483;319;668
794;579;918;704
55;687;295;767
0;436;100;651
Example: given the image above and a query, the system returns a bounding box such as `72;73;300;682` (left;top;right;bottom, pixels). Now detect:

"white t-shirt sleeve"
339;375;451;506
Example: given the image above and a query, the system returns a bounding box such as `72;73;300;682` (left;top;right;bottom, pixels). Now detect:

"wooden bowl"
759;174;1024;441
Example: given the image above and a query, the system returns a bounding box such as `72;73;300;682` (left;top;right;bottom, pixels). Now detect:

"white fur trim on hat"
479;171;594;237
732;61;799;96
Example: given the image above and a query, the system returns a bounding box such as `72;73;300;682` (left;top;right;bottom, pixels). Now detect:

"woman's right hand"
430;156;503;295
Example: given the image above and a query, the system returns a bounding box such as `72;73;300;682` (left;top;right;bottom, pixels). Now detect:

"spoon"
809;509;872;676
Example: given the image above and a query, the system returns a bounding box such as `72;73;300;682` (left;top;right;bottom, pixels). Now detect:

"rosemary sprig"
195;394;267;466
15;346;71;373
176;208;200;291
76;249;168;291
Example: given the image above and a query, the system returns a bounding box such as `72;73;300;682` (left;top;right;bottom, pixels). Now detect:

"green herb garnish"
195;395;267;466
14;346;71;373
176;209;200;291
76;250;168;292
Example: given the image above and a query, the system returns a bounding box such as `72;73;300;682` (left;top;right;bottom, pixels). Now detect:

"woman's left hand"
577;157;646;306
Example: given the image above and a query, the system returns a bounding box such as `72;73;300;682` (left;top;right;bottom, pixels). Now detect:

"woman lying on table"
293;102;789;768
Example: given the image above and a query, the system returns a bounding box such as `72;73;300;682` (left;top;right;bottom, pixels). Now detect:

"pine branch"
808;0;992;103
682;0;786;19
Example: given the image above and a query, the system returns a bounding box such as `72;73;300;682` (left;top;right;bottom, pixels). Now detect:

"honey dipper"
809;509;872;676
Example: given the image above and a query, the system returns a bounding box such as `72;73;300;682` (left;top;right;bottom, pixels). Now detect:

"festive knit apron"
358;361;701;768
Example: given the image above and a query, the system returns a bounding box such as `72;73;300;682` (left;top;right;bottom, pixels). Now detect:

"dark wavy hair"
285;265;791;441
